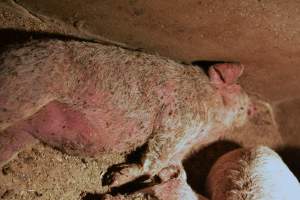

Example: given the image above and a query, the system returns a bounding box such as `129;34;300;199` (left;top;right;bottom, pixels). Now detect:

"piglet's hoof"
103;163;144;187
157;165;181;182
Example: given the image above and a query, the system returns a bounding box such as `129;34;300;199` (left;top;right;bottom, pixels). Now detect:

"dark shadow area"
102;163;152;189
108;175;155;196
102;143;148;186
83;175;156;200
0;28;141;55
126;143;148;163
0;28;96;51
191;60;227;74
191;60;240;75
80;192;103;200
277;146;300;181
183;140;241;195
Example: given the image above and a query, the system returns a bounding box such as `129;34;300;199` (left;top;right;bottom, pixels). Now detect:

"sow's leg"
104;63;249;187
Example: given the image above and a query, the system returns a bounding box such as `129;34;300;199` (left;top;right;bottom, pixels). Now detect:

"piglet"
207;146;300;200
0;39;251;187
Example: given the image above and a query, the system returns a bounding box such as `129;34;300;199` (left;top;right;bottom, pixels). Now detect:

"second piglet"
207;146;300;200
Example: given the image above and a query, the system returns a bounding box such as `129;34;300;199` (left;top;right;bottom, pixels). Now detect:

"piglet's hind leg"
0;126;38;168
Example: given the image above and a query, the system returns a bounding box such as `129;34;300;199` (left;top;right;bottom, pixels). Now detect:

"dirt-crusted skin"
207;146;300;200
0;39;251;187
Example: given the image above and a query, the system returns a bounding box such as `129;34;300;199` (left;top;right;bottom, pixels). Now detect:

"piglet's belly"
24;100;151;156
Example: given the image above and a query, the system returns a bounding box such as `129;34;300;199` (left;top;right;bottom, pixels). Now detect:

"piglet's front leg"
103;165;207;200
103;110;186;187
102;89;201;187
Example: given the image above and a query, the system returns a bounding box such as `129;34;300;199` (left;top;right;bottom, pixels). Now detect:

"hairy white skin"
207;146;300;200
0;39;250;186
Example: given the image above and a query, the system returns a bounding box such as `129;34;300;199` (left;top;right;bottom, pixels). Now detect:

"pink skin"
0;41;251;190
26;97;144;155
0;125;38;166
209;63;244;85
105;63;249;187
1;62;246;176
0;92;147;165
209;63;245;106
209;63;257;117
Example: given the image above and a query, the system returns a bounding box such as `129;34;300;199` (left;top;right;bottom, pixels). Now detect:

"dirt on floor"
0;142;124;200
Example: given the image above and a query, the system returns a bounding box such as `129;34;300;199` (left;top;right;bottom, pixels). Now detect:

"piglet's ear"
208;63;244;85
